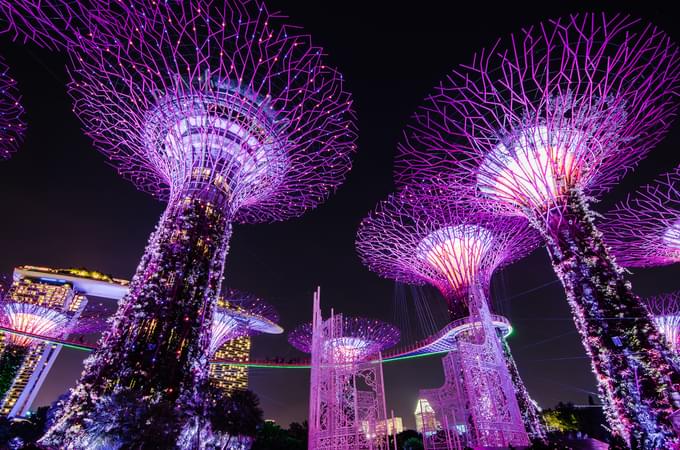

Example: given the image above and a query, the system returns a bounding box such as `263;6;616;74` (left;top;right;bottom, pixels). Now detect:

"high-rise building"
414;398;439;435
0;266;127;417
210;335;251;393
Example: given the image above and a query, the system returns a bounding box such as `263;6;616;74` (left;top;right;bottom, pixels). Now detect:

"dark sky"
1;0;680;431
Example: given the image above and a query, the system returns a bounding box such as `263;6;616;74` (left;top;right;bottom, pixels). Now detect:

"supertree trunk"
533;188;680;448
42;195;232;449
0;344;29;400
498;331;546;441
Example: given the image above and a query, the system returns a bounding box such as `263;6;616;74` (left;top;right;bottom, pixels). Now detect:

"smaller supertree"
0;54;25;159
0;299;104;400
646;292;680;354
289;308;399;450
603;168;680;268
209;289;282;357
289;316;399;366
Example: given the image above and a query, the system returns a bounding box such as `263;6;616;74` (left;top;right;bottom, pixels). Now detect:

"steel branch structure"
603;168;680;268
0;54;25;159
290;291;399;450
357;191;539;445
209;289;282;356
646;292;680;354
22;1;356;448
395;13;680;447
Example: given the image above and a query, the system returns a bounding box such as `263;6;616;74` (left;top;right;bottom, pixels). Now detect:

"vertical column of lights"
207;289;282;394
289;312;400;450
602;168;680;268
356;189;541;446
16;1;357;447
395;13;680;447
0;54;25;160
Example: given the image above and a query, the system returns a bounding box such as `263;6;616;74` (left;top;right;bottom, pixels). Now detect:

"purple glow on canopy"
396;14;679;216
209;289;281;356
356;188;539;304
603;168;680;268
0;55;25;160
646;292;680;353
289;316;399;364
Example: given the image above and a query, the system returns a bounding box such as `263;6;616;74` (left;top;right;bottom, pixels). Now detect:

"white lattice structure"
294;289;398;450
420;292;529;449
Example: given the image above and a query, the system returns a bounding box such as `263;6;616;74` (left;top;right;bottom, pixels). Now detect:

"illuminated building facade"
210;336;251;393
415;399;439;435
0;266;127;417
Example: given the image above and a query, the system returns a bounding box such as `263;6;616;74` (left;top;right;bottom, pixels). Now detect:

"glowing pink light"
604;168;680;267
0;54;25;160
0;302;69;347
647;292;680;353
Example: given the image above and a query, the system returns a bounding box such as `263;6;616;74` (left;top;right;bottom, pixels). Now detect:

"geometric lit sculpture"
646;292;680;354
0;54;25;160
34;1;356;448
396;13;680;447
289;290;399;450
357;190;539;445
209;289;282;356
603;168;680;268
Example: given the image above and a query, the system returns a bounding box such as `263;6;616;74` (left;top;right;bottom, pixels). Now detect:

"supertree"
31;1;356;448
289;297;400;450
645;292;680;354
394;13;680;447
356;189;541;445
0;299;103;401
208;289;282;356
0;54;25;159
602;168;680;268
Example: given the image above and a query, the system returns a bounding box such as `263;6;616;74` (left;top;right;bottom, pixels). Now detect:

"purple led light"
0;55;25;160
603;168;680;268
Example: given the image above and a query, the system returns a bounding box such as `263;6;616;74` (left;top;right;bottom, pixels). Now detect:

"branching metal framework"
6;1;358;448
646;292;680;354
290;291;399;450
395;13;680;447
209;289;281;356
603;168;680;268
357;191;537;445
0;54;25;159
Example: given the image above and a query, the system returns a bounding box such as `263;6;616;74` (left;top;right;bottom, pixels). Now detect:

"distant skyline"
1;0;680;431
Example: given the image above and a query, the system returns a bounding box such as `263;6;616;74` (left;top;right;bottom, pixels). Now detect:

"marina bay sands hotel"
0;265;249;417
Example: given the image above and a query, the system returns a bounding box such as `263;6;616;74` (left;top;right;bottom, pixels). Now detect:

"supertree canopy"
356;188;539;310
603;168;680;268
0;299;106;404
209;289;282;356
395;13;680;447
646;292;680;354
34;1;356;448
289;316;399;365
0;54;25;159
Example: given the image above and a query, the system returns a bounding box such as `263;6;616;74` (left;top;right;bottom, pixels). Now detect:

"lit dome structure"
289;316;399;366
646;292;680;354
603;168;680;268
209;289;282;356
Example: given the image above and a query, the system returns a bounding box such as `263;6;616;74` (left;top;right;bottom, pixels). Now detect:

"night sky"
1;0;680;431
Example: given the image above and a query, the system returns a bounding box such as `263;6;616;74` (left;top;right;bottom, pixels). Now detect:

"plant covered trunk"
533;188;680;448
0;344;29;402
498;331;546;441
41;196;232;449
